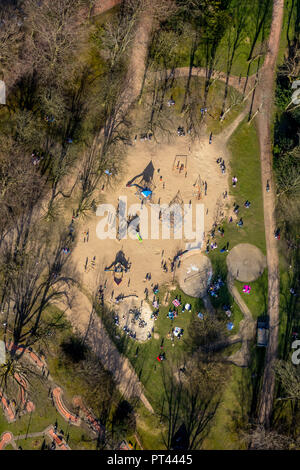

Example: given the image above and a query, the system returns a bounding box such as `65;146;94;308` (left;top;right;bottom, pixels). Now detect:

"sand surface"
72;129;231;340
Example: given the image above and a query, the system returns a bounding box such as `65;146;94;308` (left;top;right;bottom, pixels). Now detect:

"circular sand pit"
177;252;213;298
226;243;266;282
115;297;154;342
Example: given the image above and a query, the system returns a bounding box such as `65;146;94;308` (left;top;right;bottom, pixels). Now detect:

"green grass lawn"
101;286;205;411
197;111;266;448
235;270;268;320
202;365;246;450
208;118;266;255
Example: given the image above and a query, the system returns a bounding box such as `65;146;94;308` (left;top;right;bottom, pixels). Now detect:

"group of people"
167;97;175;107
177;126;186;136
208;277;224;298
216;157;226;174
83;229;89;243
206;224;229;253
134;133;153;142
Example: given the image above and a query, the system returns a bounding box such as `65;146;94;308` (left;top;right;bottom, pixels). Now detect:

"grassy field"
216;119;265;253
202;365;246;450
197;115;266;448
154;0;272;78
235;270;269;320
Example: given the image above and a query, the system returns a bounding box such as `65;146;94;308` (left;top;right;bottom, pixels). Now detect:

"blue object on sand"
141;189;152;198
198;312;204;319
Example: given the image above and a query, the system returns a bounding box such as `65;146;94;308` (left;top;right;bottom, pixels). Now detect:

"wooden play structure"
105;260;131;285
193;174;204;200
162;190;185;228
172;155;188;174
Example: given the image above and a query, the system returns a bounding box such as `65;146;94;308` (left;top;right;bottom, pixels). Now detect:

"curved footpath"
160;67;256;96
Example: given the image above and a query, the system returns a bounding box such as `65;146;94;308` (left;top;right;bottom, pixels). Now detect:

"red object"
157;356;161;362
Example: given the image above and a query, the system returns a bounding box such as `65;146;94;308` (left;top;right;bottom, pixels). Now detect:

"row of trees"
0;0;145;415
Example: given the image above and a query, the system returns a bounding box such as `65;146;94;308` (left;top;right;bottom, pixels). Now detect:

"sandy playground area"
72;127;232;340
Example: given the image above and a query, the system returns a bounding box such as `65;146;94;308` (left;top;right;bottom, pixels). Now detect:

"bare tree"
0;4;23;85
161;358;224;450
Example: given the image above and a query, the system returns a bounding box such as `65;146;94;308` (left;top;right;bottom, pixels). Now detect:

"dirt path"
254;0;284;428
168;67;256;96
226;273;256;367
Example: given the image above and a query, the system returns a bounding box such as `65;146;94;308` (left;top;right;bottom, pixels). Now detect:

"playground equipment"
161;190;185;229
105;257;131;285
127;183;153;201
126;161;156;203
192;174;204;200
172;155;188;174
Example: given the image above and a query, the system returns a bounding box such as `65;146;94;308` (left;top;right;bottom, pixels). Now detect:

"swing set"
172;155;188;174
